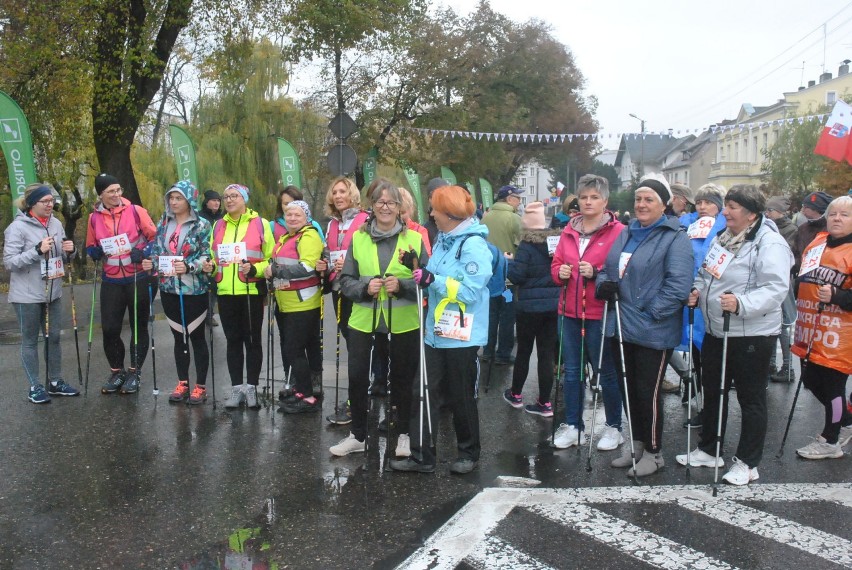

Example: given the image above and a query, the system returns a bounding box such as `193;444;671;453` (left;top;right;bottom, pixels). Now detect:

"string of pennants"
405;112;829;143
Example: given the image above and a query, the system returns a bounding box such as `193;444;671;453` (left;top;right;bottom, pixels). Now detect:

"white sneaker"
244;384;260;409
675;447;724;468
395;433;411;457
838;425;852;448
722;457;759;486
596;426;624;451
224;386;245;409
552;424;584;449
330;433;366;457
797;436;843;460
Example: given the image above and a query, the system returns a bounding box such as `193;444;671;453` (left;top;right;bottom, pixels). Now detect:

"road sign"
328;112;357;140
327;143;357;176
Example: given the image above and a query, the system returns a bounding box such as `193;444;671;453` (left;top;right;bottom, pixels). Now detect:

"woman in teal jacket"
390;185;492;475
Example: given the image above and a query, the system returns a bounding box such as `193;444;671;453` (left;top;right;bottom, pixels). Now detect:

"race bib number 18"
41;256;65;280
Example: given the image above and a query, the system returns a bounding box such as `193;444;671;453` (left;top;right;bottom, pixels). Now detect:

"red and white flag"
814;100;852;163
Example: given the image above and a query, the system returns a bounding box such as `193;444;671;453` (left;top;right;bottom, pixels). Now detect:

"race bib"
618;252;632;278
329;250;346;266
217;242;246;266
158;255;183;277
798;242;826;276
702;241;733;279
41;256;65;280
687;216;715;240
434;309;474;341
100;233;131;256
546;235;560;255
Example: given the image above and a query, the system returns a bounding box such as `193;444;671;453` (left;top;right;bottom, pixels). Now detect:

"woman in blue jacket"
389;185;492;475
596;175;693;477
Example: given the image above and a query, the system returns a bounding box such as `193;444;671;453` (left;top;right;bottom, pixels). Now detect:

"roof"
614;133;677;168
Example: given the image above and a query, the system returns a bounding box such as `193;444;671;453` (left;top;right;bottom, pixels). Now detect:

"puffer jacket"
4;211;74;304
551;212;624;320
148;197;212;296
694;215;793;338
597;216;693;350
509;228;561;313
425;218;492;348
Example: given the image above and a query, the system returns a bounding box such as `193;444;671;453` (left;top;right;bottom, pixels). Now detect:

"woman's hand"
383;275;399;294
367;277;384;296
316;259;328;272
141;259;153;271
238;260;252;275
578;261;594;279
558;264;572;280
817;284;833;304
333;256;344;273
173;260;187;275
688;289;699;308
201;259;214;274
263;265;273;279
719;292;738;314
61;239;74;253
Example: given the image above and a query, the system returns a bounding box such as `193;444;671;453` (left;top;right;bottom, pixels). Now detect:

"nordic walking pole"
365;285;380;466
208;272;216;408
333;295;342;416
148;275;158;396
242;259;253;347
384;282;395;472
411;255;434;450
712;292;733;497
84;261;101;396
68;262;83;385
552;282;568;446
577;278;586;454
43;250;54;389
265;278;273;405
132;267;139;387
685;306;695;479
586;299;609;472
777;302;824;458
614;293;639;484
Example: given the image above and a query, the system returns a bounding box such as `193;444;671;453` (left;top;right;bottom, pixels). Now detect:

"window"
685;171;689;185
753;136;758;162
529;186;535;195
734;142;739;161
743;138;748;162
827;91;837;105
762;133;768;151
727;144;731;160
519;177;527;187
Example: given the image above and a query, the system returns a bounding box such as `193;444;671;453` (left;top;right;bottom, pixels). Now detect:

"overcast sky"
442;0;852;149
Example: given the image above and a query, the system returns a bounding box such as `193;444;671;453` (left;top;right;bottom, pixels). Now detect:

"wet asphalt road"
0;283;848;569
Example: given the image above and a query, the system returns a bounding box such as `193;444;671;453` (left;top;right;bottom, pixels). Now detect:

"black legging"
100;278;157;370
511;311;556;403
802;361;852;444
218;294;264;386
274;304;323;375
161;291;209;385
280;307;321;396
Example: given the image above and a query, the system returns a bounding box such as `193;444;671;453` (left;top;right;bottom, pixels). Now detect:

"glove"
399;249;417;270
129;248;145;264
596;280;619;301
413;268;435;288
87;245;104;261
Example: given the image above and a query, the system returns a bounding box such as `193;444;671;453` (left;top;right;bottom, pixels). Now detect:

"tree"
760;118;822;198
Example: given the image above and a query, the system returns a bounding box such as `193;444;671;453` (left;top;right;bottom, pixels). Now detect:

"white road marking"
397;483;852;570
465;535;556;570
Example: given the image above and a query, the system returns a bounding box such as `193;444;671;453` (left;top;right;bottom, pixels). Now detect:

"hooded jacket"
481;201;521;255
424;218;492;348
4;211;74;304
509;228;562;313
85;197;156;284
693;215;792;338
597;215;693;350
148;182;212;296
551;212;624;320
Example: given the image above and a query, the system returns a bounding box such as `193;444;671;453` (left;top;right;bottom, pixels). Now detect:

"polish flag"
814;100;852;163
555;181;565;196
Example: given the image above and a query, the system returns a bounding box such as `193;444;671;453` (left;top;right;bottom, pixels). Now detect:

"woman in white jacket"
678;185;792;485
3;184;78;403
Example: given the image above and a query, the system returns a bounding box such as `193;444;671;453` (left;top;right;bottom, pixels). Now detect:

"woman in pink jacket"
550;175;624;451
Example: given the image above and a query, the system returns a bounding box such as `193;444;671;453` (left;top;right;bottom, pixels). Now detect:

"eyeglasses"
37;198;55;206
375;200;399;210
102;187;122;196
223;194;242;201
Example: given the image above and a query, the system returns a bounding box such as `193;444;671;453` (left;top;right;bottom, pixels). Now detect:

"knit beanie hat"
801;191;832;214
95;173;119;195
225;183;250;204
521;201;546;230
204;189;221;201
636;173;672;205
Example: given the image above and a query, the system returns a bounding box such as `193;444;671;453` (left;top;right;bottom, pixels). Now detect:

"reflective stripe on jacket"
210;210;273;295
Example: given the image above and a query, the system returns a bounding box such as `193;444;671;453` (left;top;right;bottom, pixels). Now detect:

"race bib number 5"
217;242;246;266
100;233;131;256
434;309;474;341
702;241;733;279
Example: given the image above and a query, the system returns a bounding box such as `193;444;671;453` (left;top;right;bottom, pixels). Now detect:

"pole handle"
722;290;732;332
688;306;694;325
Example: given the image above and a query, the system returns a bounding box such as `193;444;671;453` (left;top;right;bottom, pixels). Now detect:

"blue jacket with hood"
597;215;693;350
424;218;492;348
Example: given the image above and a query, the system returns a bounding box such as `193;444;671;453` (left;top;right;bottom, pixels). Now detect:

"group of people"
4;170;851;481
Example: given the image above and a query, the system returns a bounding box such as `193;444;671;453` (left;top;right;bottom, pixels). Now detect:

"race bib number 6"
217;242;246;266
100;233;131;256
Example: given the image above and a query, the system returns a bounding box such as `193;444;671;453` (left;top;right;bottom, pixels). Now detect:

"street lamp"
629;113;646;179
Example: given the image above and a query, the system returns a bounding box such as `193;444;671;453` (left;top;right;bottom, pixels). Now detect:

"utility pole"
629;113;646;178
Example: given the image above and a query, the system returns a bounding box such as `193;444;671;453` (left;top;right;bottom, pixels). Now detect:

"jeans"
485;295;515;361
561;317;622;432
15;300;63;388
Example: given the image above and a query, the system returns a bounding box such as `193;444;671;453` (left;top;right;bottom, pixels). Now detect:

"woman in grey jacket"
678;185;792;486
3;184;78;403
596;175;693;477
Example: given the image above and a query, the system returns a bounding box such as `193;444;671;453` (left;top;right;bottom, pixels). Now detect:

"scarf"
718;219;758;255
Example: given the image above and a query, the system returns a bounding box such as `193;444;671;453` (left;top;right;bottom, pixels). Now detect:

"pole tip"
153;389;159;395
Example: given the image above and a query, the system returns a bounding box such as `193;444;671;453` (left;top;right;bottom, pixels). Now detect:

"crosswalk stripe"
465;535;556;570
677;497;852;566
529;502;739;570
